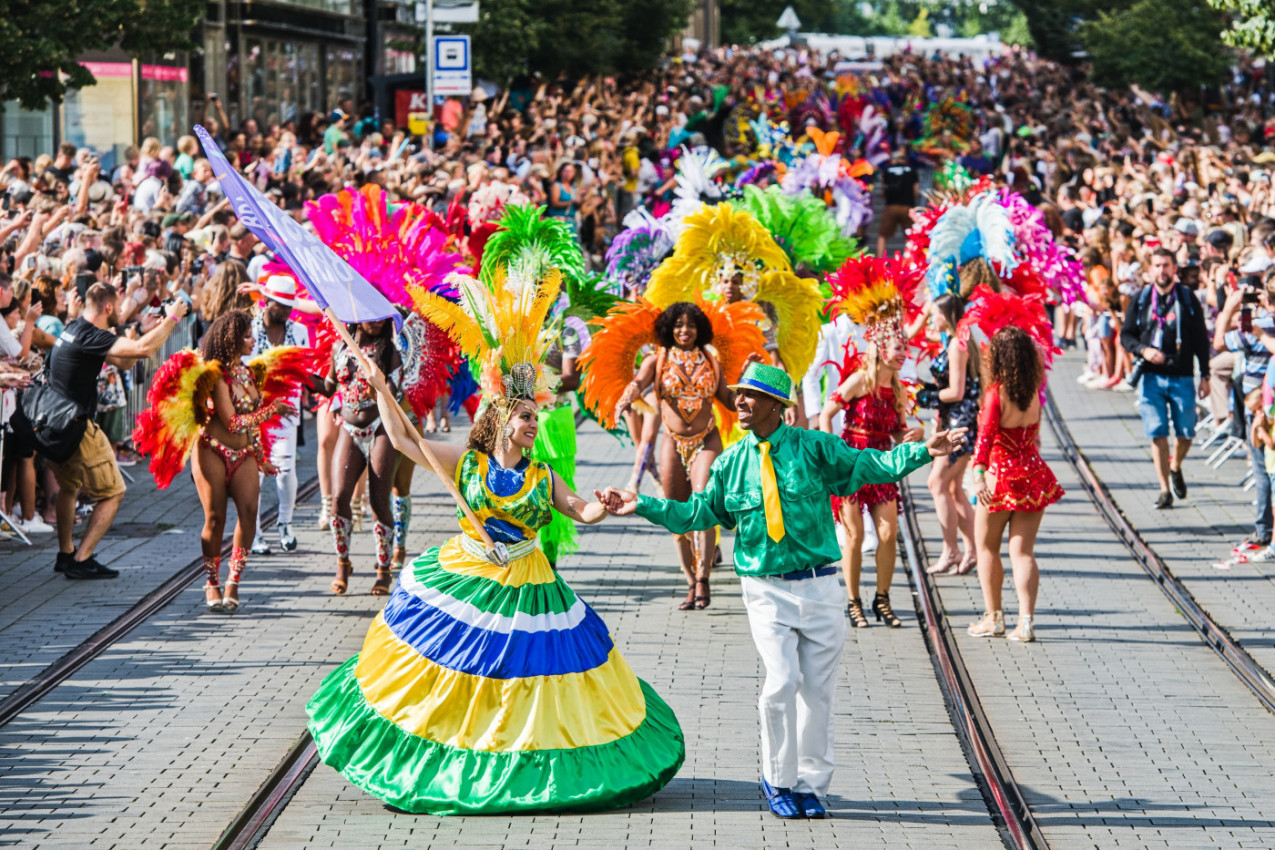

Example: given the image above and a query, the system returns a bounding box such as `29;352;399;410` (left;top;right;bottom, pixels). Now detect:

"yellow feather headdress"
645;202;821;379
407;205;576;411
646;202;791;305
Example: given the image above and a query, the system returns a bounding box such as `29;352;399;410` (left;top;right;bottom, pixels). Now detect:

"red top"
973;383;1063;513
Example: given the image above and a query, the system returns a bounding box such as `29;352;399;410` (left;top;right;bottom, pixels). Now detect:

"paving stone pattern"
1051;353;1275;687
0;422;322;706
913;366;1275;849
260;425;1001;850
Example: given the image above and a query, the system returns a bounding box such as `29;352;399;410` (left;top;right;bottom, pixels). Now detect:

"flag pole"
323;308;507;566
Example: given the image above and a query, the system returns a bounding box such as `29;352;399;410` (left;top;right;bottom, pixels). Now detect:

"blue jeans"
1135;373;1198;440
1253;434;1273;541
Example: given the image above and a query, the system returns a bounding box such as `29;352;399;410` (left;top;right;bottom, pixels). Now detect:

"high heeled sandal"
693;577;711;609
954;553;978;575
204;584;224;613
846;597;869;628
331;558;353;595
371;568;393;596
872;592;902;628
317;495;332;530
677;584;696;611
221;580;241;613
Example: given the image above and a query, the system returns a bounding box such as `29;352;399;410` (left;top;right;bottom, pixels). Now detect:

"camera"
1128;324;1172;387
144;297;176;317
123;265;145;279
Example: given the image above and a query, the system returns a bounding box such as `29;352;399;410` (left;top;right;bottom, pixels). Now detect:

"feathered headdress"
780;127;874;236
303;184;466;415
957;286;1061;369
827;254;921;348
604;208;675;296
646;202;791;304
742;183;860;274
924;192;1017;300
409;204;578;445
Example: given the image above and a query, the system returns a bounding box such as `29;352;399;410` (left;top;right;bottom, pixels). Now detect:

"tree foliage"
0;0;202;110
1208;0;1275;55
468;0;691;81
720;0;837;44
1082;0;1230;93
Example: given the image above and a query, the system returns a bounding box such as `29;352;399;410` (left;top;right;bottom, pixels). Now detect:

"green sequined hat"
729;362;795;407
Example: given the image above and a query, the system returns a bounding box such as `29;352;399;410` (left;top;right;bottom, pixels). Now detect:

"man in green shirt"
602;363;965;820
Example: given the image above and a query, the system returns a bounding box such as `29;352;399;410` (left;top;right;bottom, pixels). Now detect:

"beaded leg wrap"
203;556;222;588
391;495;411;552
374;522;393;571
228;546;248;584
331;515;351;561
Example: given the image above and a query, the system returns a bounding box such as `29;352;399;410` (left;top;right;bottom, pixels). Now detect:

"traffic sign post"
433;35;472;97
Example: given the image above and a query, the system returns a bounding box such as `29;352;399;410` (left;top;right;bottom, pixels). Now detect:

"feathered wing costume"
645;202;822;380
577;297;767;437
133;347;312;488
305;184;465;417
309;202;686;815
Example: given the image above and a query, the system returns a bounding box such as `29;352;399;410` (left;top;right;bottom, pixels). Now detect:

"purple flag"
193;125;399;328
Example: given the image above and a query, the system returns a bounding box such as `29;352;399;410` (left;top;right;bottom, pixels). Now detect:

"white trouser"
257;421;298;530
741;572;847;796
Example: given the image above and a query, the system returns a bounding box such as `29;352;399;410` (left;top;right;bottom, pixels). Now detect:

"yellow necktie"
758;440;785;542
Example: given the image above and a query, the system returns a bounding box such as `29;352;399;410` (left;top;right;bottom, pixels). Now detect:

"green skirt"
530;404;579;560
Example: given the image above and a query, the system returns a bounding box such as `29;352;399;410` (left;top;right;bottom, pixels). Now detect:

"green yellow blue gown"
306;449;685;815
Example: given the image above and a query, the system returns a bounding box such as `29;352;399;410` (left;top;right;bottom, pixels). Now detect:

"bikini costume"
199;362;274;486
832;385;906;517
306;449;685;814
973;384;1064;513
655;346;720;471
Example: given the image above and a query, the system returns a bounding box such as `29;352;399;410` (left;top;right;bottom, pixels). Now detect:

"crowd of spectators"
3;41;1275;560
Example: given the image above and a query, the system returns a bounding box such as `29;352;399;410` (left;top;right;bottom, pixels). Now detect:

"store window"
139;54;190;147
244;37;323;132
325;45;363;112
1;102;55;160
62;62;135;166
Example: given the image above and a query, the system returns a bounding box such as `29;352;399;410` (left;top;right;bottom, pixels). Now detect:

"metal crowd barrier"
121;316;195;437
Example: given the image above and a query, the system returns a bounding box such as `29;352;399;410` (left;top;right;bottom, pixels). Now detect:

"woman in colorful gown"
968;326;1063;642
307;203;685;814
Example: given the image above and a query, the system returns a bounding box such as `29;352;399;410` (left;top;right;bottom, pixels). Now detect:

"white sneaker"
1249;546;1275;563
17;516;55;534
1076;370;1094;384
1112;380;1134;393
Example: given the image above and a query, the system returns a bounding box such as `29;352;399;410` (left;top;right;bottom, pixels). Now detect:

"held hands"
597;486;638;516
1141;347;1166;365
926;427;969;458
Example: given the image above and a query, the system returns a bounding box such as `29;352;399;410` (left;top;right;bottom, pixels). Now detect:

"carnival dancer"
307;213;685;815
580;298;765;610
817;256;925;629
323;317;401;596
133;310;307;612
920;292;981;574
248;275;310;555
968;326;1064;641
600;362;967;819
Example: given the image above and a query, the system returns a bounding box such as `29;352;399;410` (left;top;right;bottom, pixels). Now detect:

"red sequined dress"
833;385;905;515
973;384;1064;513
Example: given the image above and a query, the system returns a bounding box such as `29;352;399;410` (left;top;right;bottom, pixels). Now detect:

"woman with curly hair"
616;301;735;609
967;326;1064;642
322;317;401;597
818;336;924;628
194;310;295;612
